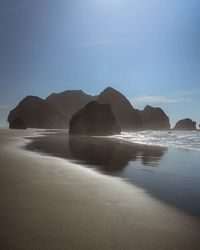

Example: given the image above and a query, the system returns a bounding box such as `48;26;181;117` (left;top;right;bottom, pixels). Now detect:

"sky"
0;0;200;127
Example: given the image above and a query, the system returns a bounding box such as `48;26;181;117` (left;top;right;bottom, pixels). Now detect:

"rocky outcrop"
8;96;67;129
46;90;97;127
9;118;27;129
173;118;196;131
8;87;194;132
140;105;170;130
97;87;142;131
69;101;121;135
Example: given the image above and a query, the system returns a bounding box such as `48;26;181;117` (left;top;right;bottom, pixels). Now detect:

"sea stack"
8;96;67;129
9;118;27;129
173;118;197;131
46;90;97;127
69;101;121;135
97;87;142;131
140;105;170;130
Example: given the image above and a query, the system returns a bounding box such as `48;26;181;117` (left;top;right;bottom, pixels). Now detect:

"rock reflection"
141;146;167;167
26;131;167;174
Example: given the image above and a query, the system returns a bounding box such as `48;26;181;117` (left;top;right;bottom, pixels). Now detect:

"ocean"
111;130;200;151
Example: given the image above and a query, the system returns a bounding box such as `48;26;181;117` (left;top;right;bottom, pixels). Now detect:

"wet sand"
0;129;200;250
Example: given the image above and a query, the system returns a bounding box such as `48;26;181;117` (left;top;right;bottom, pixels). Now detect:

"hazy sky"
0;0;200;127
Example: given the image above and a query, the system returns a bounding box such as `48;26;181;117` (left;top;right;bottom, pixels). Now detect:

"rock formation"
69;101;121;135
173;118;196;131
8;87;194;132
46;90;97;127
97;87;142;131
8;96;67;129
140;105;170;130
9;118;27;129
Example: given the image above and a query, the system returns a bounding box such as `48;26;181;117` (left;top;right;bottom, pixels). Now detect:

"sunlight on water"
111;131;200;150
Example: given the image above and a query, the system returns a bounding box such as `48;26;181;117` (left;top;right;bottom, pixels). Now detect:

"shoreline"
0;129;200;249
25;129;200;217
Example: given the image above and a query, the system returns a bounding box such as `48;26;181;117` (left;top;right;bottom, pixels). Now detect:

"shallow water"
26;130;200;217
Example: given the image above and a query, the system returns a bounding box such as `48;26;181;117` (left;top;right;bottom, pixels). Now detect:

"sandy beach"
0;129;200;250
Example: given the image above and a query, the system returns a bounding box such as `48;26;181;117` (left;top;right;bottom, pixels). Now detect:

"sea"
110;130;200;151
26;130;200;217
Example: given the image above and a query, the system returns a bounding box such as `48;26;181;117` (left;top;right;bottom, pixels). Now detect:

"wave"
110;131;200;151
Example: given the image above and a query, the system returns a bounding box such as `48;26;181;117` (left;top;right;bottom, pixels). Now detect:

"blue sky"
0;0;199;127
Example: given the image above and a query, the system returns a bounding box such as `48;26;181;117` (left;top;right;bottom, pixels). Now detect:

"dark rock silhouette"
8;96;67;129
97;87;142;131
140;105;170;130
173;118;196;131
46;90;97;127
69;101;121;135
8;87;194;132
9;118;27;129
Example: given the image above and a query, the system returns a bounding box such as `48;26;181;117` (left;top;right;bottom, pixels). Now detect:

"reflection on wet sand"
26;131;200;216
69;136;167;172
26;131;167;174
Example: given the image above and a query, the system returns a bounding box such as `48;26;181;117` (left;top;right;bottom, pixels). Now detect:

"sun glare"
93;0;122;9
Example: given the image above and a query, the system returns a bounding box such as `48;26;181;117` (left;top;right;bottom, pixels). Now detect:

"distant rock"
69;101;121;135
46;90;97;127
8;96;67;129
97;87;142;131
140;105;170;130
9;118;27;129
173;118;196;131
